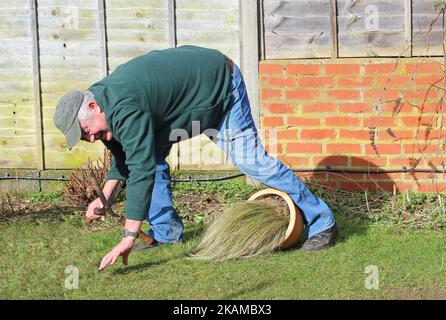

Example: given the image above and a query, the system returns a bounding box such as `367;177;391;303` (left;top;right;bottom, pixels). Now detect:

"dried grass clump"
190;201;289;261
63;149;111;207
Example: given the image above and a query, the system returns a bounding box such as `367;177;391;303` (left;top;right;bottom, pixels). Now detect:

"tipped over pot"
248;188;304;249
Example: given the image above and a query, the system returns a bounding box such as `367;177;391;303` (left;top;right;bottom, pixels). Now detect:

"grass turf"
1;216;446;299
1;182;446;299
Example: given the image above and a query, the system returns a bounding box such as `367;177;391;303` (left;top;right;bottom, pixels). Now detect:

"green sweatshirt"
88;45;232;221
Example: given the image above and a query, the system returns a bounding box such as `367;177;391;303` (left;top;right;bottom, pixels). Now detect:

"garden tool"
86;173;155;246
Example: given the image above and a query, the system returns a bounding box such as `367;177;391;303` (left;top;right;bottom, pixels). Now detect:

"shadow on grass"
113;252;190;276
0;202;80;223
220;280;272;299
112;225;204;276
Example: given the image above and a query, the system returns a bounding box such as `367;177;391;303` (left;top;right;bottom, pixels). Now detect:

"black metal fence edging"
1;167;445;183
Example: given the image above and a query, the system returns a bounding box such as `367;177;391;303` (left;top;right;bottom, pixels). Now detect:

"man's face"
79;118;112;143
78;102;113;143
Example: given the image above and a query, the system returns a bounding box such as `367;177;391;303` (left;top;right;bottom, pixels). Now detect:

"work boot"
133;238;163;252
301;223;339;252
133;234;185;252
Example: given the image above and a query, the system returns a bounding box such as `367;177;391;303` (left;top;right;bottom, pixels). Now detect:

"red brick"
259;63;283;75
300;129;336;140
286;89;320;100
400;116;434;127
415;75;445;86
326;144;361;154
421;103;444;112
389;158;422;168
325;64;360;75
288;117;321;127
286;143;322;154
303;103;336;113
313;156;349;167
395;182;415;192
416;129;444;140
262;116;284;127
286;64;320;75
418;183;446;193
277;129;298;140
403;89;437;100
380;102;414;114
278;156;310;166
325;117;361;127
358;182;398;192
339;103;372;113
265;144;283;154
406;62;441;74
261;89;281;100
299;77;334;87
381;129;414;141
297;172;328;182
266;103;295;114
338;181;366;192
364;89;400;100
377;75;411;86
365;63;396;74
363;116;397;127
351;156;387;167
337;77;374;87
327;90;360;100
408;172;439;181
403;143;439;154
339;129;370;140
365;144;401;154
268;77;296;87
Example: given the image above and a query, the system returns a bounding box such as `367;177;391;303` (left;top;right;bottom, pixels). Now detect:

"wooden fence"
262;0;444;59
2;0;444;170
0;0;240;170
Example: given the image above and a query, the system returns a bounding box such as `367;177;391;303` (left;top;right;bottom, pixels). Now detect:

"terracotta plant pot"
248;188;304;249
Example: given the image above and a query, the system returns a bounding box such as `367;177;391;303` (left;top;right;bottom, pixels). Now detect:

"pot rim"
248;188;303;249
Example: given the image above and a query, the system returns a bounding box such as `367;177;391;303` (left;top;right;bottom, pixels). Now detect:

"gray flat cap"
53;90;84;150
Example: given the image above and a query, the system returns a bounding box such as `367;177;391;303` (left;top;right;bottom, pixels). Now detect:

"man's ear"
88;101;100;113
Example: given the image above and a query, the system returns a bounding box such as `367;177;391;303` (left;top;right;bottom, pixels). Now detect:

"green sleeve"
102;139;129;181
112;107;156;221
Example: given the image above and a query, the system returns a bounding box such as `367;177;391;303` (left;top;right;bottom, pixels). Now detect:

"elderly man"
54;45;338;271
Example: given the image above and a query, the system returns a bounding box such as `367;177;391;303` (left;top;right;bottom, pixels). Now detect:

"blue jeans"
146;63;335;242
146;146;184;243
209;64;335;238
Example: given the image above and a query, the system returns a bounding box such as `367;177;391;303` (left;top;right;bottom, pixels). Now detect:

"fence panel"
337;0;406;57
0;0;37;168
37;0;105;169
413;0;444;56
106;0;170;71
263;0;332;59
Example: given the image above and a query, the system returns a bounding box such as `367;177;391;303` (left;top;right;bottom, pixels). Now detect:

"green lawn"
1;182;446;299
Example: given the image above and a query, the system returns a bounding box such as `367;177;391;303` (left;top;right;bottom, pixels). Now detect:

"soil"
255;195;290;219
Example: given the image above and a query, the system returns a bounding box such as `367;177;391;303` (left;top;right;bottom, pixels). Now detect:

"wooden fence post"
98;0;109;76
168;0;177;48
30;0;44;170
240;0;260;128
404;0;413;57
240;0;260;186
329;0;338;59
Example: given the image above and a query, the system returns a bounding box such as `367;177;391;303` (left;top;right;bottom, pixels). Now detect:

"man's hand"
86;197;105;222
86;180;121;223
98;237;135;271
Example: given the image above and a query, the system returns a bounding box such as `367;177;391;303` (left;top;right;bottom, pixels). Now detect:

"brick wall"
259;58;446;193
